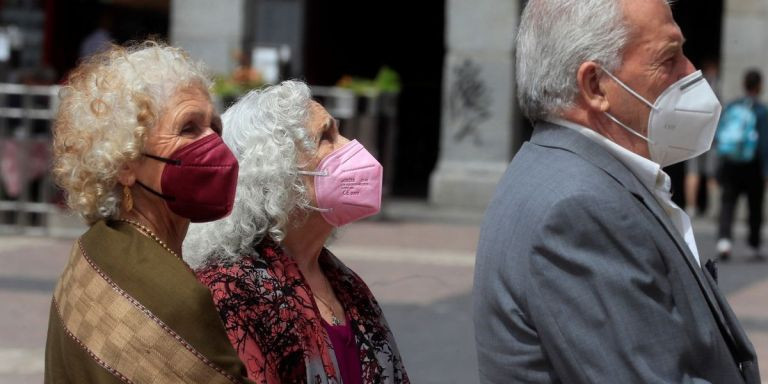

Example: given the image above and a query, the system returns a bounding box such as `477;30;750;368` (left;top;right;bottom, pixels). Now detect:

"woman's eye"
181;124;197;135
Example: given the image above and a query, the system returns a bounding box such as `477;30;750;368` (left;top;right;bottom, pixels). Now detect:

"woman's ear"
117;160;136;187
576;62;610;113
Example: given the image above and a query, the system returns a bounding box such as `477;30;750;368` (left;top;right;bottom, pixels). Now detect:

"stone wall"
429;0;519;210
720;0;768;103
169;0;245;76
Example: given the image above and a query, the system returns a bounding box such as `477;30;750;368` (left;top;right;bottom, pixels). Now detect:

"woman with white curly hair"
183;80;409;384
45;42;250;383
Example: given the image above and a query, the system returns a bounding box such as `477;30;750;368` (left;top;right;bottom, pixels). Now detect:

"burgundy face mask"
136;133;239;223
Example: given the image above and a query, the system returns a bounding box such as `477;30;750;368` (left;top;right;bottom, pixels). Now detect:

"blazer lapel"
530;122;740;355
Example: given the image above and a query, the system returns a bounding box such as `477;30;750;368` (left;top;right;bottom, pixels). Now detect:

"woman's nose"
336;134;351;148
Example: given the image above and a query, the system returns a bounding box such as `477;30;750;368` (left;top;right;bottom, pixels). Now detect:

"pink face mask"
298;140;383;227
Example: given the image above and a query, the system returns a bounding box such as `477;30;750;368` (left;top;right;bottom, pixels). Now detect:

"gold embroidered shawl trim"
52;240;240;383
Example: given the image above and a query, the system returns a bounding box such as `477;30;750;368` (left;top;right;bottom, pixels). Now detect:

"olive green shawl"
45;220;250;383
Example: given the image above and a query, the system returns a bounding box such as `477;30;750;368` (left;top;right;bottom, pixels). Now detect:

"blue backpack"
716;99;759;163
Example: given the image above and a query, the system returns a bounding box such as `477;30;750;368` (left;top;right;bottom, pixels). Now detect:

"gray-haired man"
473;0;760;383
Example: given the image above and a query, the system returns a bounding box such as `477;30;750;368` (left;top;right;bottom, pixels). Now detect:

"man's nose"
680;57;696;79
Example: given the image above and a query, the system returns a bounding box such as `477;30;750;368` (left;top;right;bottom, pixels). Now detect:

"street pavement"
0;201;767;383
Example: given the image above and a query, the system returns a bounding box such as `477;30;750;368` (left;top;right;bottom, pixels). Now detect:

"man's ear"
117;160;136;187
576;61;610;113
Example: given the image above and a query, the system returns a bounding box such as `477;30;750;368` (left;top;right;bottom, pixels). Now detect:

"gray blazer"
474;122;760;384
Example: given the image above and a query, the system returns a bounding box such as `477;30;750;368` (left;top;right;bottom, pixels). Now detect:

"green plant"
212;66;266;99
337;66;401;95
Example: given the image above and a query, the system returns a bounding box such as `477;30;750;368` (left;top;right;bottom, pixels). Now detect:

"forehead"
622;0;683;55
166;85;211;107
303;100;330;137
308;100;327;115
308;101;330;121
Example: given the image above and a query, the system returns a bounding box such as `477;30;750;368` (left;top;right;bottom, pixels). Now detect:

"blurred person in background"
45;42;249;383
183;80;409;384
715;69;768;261
78;11;113;59
474;0;760;383
684;59;721;217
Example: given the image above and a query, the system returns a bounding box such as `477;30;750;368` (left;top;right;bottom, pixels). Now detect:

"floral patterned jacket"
196;240;410;384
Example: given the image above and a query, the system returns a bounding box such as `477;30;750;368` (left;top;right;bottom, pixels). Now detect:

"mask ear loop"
297;170;328;177
603;112;656;145
599;67;657;145
297;169;332;212
143;153;182;165
600;68;659;111
304;205;332;213
135;180;176;201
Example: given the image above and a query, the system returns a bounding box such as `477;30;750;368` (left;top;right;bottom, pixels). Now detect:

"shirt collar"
545;117;667;193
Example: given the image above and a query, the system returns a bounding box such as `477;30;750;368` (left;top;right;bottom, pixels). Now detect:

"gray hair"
516;0;629;121
183;80;316;269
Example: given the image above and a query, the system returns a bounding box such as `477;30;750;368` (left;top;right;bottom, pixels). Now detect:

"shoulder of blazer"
529;121;743;364
529;122;650;201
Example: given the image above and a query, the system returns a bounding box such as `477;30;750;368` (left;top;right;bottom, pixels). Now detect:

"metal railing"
0;84;401;236
0;83;60;236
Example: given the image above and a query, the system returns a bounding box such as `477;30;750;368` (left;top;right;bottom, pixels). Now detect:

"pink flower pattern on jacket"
196;240;409;384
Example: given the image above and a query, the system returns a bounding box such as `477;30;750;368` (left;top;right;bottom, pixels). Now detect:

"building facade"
168;0;748;211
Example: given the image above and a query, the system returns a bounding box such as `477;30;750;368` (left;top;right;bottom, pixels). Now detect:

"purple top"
322;318;363;384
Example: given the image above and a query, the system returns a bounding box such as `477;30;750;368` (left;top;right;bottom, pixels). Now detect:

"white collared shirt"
546;118;701;266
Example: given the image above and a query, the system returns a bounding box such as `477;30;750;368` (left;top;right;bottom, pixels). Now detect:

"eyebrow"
176;110;221;132
323;116;335;131
658;40;683;60
177;110;206;123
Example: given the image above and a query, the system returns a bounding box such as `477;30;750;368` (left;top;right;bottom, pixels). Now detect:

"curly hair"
52;41;211;224
183;80;315;269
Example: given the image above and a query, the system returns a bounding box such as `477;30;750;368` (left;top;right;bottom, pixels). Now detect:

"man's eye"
181;124;197;135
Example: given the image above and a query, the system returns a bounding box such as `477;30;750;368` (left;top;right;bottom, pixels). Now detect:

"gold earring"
122;185;133;213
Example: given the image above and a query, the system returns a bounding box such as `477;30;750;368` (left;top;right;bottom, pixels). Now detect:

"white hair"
183;80;315;269
516;0;629;121
53;41;211;224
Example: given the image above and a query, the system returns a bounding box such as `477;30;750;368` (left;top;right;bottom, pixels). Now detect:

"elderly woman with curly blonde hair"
183;80;409;384
44;42;250;383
